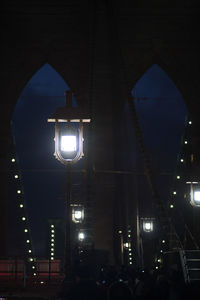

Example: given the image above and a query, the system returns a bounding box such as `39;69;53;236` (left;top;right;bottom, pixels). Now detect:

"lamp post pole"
65;163;71;278
48;90;91;280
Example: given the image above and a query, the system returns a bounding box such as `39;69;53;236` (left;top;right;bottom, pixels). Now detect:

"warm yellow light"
32;266;35;269
29;258;33;262
61;135;77;152
14;175;19;179
118;230;122;234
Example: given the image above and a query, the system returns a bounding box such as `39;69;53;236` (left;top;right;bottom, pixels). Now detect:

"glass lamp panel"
61;135;76;152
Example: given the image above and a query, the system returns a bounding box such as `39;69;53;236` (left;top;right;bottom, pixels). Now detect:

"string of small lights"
49;224;55;261
10;151;37;277
154;117;194;270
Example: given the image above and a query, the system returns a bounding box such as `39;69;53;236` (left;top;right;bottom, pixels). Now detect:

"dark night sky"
11;63;187;256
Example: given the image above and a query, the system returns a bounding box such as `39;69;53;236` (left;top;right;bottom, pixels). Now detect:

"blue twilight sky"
11;63;187;256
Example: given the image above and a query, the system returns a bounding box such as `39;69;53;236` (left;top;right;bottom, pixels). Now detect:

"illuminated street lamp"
48;91;90;278
142;218;154;233
72;205;84;223
186;181;200;207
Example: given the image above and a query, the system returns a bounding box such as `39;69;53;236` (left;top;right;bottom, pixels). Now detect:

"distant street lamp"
48;91;90;279
186;181;200;207
141;218;154;233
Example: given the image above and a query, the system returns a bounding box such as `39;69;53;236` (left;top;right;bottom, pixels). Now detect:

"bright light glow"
128;248;132;252
162;240;165;243
29;258;33;262
17;190;21;194
26;240;30;243
51;224;54;228
130;262;132;265
51;257;54;260
20;204;23;208
128;234;131;238
22;217;26;221
28;250;32;253
74;210;82;220
184;140;188;144
11;158;15;162
14;175;19;179
156;266;158;269
129;252;132;256
170;204;174;208
51;239;54;242
124;242;129;248
51;248;54;251
144;222;151;231
40;281;44;284
51;229;55;233
61;135;76;152
24;229;28;232
32;266;35;269
118;230;122;234
180;159;184;163
51;243;54;246
33;273;36;276
189;121;192;125
177;176;180;179
129;257;132;260
78;232;85;241
194;191;200;202
51;252;54;256
173;191;176;195
143;219;153;232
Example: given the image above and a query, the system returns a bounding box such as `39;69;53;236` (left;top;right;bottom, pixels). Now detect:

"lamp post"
48;91;90;279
